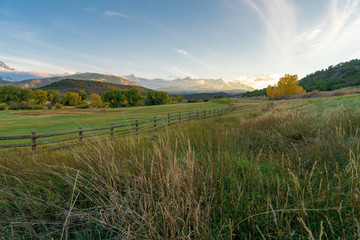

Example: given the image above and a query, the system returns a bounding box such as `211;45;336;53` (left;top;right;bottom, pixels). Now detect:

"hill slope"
300;59;360;91
242;59;360;97
0;72;141;88
38;79;150;96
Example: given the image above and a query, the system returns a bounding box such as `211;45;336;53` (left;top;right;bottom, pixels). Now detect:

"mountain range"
39;79;150;96
0;61;254;93
123;75;254;94
0;72;140;89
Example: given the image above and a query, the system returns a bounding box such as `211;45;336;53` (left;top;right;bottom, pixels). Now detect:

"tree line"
0;85;186;110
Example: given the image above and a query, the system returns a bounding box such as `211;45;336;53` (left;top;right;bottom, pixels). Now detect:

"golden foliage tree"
266;74;305;100
89;93;102;107
61;92;81;106
33;89;48;104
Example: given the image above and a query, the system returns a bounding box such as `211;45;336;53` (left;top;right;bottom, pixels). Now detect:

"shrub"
187;99;200;103
216;98;236;104
203;98;211;102
32;104;45;110
7;102;19;110
0;103;6;110
76;103;90;109
17;101;32;110
55;103;63;109
96;102;104;108
46;102;54;109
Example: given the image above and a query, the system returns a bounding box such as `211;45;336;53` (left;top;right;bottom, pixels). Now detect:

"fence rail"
0;104;233;154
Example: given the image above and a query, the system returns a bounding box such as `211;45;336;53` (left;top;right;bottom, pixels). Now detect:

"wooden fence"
0;104;233;154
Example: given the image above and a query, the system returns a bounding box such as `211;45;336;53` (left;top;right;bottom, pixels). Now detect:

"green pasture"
0;101;224;137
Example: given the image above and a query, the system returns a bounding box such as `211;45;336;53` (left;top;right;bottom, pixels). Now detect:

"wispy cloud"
245;0;296;57
229;73;282;89
244;0;360;77
0;55;73;73
7;31;38;41
85;7;96;12
174;48;190;57
168;66;197;79
174;48;223;77
104;11;128;18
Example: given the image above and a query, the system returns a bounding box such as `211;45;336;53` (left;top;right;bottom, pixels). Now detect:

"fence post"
31;131;36;151
188;112;191;121
154;116;157;128
197;110;199;120
203;110;206;118
135;120;139;133
179;112;181;122
79;126;83;142
110;123;114;137
168;113;170;125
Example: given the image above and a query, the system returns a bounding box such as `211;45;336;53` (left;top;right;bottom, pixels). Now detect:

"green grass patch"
0;102;223;140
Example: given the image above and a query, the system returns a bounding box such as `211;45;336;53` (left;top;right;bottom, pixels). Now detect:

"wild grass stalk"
1;97;360;238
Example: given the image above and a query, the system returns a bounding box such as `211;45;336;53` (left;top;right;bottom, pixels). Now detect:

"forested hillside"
243;59;360;97
38;79;150;96
300;59;360;91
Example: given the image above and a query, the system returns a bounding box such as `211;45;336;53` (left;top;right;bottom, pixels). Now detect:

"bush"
187;99;200;103
45;102;54;109
17;101;32;110
203;98;211;102
32;104;45;110
7;102;19;110
0;103;6;110
215;98;236;104
76;103;90;109
55;103;63;109
96;102;104;108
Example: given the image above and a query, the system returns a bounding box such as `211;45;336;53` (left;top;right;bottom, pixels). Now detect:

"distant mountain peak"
123;74;254;94
0;61;15;71
0;72;142;88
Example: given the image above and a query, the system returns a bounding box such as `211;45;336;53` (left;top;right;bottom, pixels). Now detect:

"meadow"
0;101;224;137
1;94;360;238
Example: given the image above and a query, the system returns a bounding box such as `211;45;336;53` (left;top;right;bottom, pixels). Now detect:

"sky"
1;0;360;89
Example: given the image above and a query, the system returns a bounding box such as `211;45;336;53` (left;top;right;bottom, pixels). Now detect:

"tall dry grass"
1;100;360;238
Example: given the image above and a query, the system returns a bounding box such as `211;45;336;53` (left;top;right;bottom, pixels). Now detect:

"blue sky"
1;0;360;88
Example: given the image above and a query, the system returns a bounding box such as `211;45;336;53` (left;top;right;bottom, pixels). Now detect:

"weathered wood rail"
0;104;233;154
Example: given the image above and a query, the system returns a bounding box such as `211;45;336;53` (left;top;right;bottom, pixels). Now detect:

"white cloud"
104;11;128;18
0;55;73;73
175;48;190;57
168;66;197;78
85;8;96;12
245;0;360;77
245;0;297;57
228;73;283;89
306;29;322;41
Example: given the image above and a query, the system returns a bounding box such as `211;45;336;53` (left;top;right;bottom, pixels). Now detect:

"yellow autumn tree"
267;74;305;100
89;93;102;107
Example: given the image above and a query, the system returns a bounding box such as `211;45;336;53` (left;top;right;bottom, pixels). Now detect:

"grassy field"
1;94;360;238
0;102;224;137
